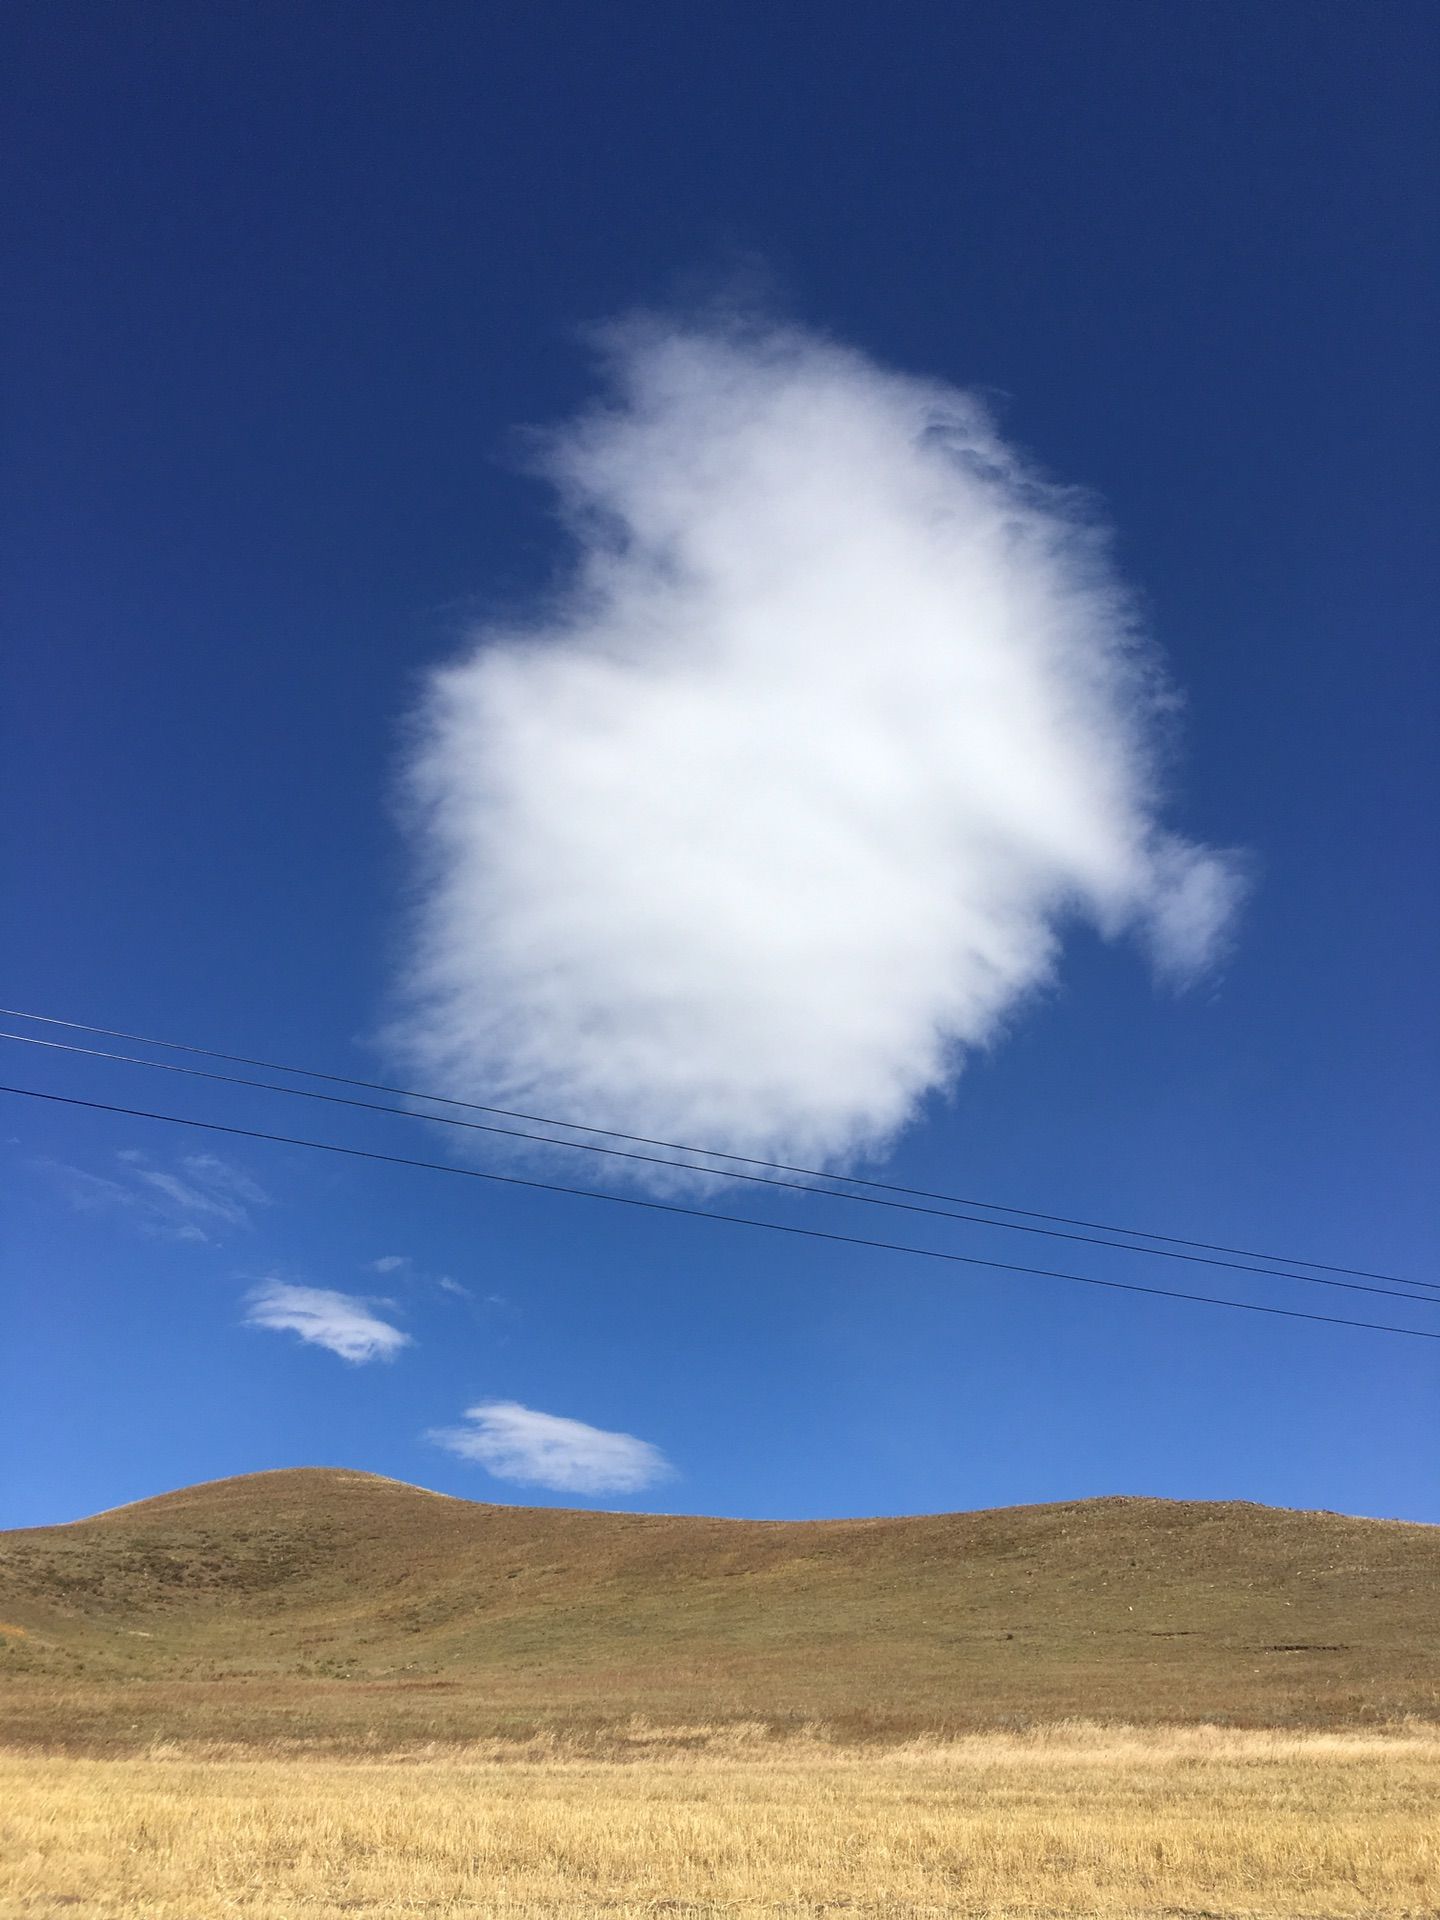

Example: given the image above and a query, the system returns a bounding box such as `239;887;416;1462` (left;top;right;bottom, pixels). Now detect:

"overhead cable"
6;1082;1438;1344
4;1027;1436;1311
0;1005;1419;1289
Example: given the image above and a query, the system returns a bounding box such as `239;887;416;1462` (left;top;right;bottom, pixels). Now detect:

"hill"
1;1468;1436;1750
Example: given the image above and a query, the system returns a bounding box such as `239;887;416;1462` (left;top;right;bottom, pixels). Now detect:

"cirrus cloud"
393;315;1246;1176
427;1400;673;1494
37;1147;270;1243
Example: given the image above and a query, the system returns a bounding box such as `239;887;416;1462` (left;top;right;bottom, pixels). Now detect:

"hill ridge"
44;1465;1436;1533
3;1468;1435;1748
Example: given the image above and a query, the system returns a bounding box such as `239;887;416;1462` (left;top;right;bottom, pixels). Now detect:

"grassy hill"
1;1468;1435;1750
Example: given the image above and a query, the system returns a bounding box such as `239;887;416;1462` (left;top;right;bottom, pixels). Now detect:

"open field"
3;1470;1437;1748
2;1722;1436;1918
4;1475;1438;1914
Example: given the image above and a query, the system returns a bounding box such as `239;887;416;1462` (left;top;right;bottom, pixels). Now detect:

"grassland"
3;1471;1437;1915
3;1722;1436;1917
3;1468;1437;1749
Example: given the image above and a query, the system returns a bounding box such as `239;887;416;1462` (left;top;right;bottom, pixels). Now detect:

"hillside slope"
2;1469;1435;1748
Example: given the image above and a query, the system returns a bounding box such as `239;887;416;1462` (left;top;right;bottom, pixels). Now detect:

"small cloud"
134;1168;251;1228
245;1282;412;1365
1142;840;1255;983
182;1153;271;1211
371;1254;479;1304
427;1400;673;1495
45;1161;140;1211
34;1148;267;1244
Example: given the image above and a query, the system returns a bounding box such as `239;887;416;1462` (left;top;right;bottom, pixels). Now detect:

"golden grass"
2;1722;1436;1918
8;1471;1439;1743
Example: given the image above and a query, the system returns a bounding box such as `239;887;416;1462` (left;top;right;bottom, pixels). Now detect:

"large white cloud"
427;1400;673;1495
393;316;1245;1173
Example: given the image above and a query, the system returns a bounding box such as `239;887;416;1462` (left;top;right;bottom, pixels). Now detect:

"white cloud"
370;1253;475;1302
181;1153;270;1211
245;1282;412;1364
393;315;1246;1176
427;1400;673;1494
134;1168;249;1227
38;1149;269;1242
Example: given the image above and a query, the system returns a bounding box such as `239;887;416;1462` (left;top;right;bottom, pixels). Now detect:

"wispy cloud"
38;1149;270;1243
244;1281;412;1364
179;1153;269;1211
134;1168;247;1228
368;1252;476;1303
392;314;1246;1180
428;1400;673;1494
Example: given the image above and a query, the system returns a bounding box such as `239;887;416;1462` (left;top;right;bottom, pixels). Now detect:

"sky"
3;2;1437;1530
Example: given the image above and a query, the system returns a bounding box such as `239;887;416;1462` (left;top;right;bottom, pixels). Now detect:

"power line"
6;1026;1437;1312
0;1004;1419;1289
6;1081;1439;1344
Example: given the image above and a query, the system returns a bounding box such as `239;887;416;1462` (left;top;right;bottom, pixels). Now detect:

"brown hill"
1;1468;1435;1750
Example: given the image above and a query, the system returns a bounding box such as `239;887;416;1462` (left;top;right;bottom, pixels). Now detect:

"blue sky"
3;2;1436;1529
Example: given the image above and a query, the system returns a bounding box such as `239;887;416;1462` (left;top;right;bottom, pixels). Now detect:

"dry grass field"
2;1722;1437;1917
3;1472;1437;1915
